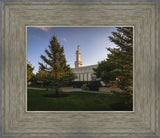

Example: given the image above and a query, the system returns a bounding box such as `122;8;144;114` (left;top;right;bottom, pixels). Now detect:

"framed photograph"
1;1;159;137
27;26;133;112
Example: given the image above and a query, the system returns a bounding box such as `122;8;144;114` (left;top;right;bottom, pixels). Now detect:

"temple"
74;45;82;68
72;45;98;81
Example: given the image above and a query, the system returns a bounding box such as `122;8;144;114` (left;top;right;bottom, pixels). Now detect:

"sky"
27;27;117;74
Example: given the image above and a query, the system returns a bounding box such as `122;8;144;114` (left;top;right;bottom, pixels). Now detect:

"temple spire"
77;45;80;50
74;45;82;68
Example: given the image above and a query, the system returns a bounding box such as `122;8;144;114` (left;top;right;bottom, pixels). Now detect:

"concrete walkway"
28;87;112;94
62;88;112;94
28;87;47;90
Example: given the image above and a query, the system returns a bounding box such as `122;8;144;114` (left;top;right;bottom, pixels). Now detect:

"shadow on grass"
43;93;70;98
110;102;133;111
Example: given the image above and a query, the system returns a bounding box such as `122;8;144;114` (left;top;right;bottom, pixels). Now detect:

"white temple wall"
84;73;87;81
74;74;79;81
80;74;83;81
88;73;92;81
72;65;98;81
73;72;100;81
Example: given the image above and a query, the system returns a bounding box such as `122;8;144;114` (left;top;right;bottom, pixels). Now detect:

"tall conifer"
38;35;74;95
94;27;133;94
108;27;133;94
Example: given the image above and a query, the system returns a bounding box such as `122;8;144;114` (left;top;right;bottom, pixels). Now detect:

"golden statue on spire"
77;45;80;50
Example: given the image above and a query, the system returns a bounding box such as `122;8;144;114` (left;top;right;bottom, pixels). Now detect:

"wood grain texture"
1;1;159;137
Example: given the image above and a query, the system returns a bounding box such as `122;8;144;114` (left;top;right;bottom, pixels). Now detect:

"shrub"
69;81;84;88
87;81;101;91
81;83;89;90
65;81;101;91
111;90;121;95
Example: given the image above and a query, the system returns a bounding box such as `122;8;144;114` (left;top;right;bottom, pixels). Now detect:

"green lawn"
27;89;132;111
28;84;48;88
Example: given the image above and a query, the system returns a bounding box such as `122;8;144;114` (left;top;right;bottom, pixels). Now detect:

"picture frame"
1;1;159;137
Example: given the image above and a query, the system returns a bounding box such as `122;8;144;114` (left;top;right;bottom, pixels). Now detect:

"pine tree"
38;35;74;95
108;27;133;94
94;27;133;95
36;69;50;88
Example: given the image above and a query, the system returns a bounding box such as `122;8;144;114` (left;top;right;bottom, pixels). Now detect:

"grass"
28;84;48;88
27;89;132;111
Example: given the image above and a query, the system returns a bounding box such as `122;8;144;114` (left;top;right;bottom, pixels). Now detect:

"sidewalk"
27;87;47;90
28;87;112;94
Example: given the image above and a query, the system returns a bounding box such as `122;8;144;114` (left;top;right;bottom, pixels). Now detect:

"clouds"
34;27;50;32
62;37;67;42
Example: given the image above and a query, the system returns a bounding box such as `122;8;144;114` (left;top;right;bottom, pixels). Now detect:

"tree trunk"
55;87;59;95
55;70;59;95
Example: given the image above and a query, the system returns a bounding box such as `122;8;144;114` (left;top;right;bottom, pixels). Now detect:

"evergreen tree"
38;35;74;95
36;69;50;87
109;27;133;94
94;27;133;95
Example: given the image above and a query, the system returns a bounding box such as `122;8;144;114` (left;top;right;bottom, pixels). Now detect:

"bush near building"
81;83;89;90
77;81;101;91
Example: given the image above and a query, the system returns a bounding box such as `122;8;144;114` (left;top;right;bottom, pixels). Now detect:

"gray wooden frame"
1;1;159;137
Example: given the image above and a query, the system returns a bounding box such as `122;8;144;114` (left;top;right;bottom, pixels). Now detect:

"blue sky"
27;27;117;74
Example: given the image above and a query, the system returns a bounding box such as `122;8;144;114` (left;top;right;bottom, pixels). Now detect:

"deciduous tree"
27;61;34;82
